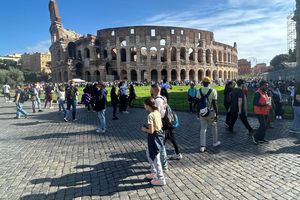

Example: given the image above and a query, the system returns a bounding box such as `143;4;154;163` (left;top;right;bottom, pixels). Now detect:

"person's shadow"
20;151;152;200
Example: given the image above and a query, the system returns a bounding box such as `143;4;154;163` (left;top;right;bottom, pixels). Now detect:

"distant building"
21;52;51;74
0;53;22;62
253;63;268;74
238;59;252;75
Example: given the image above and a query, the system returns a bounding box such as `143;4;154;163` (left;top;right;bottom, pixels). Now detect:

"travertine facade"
21;52;51;74
49;0;238;83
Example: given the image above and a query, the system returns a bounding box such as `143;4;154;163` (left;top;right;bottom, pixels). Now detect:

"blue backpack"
163;104;179;130
198;88;212;117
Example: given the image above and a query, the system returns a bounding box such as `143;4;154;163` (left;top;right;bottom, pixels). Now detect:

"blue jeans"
66;99;77;120
35;96;41;110
255;115;268;140
16;103;27;117
58;99;66;118
291;106;300;132
97;110;106;131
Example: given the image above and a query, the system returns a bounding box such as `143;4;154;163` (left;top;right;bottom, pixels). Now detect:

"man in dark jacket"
94;82;107;133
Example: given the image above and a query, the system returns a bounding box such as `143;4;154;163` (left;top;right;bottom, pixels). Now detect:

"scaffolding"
287;11;296;52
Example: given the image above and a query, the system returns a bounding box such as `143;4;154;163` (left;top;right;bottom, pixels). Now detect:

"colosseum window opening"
120;40;127;47
218;51;222;62
189;48;194;61
130;29;135;34
151;70;158;81
94;70;100;81
57;49;61;61
84;48;90;59
85;71;91;82
160;39;166;46
206;69;211;78
171;29;175;35
223;53;227;62
198;70;204;81
96;48;101;59
150;47;158;60
120;48;127;62
103;49;108;59
198;49;203;63
111;31;115;36
111;48;117;60
206;49;211;64
180;47;186;60
160;48;167;62
121;70;127;80
161;69;167;80
75;63;83;78
180;69;186;81
181;30;184;35
189;70;195;81
130;47;137;62
68;42;76;59
219;71;223;79
213;70;218;80
141;47;147;62
213;50;217;64
151;29;156;37
171;47;177;61
171;69;177;81
131;70;137;81
198;33;201;39
228;53;231;63
77;50;82;60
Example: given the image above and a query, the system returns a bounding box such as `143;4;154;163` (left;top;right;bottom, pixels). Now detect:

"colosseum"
49;0;238;83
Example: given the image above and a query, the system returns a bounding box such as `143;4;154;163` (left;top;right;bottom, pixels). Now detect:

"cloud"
25;40;51;53
142;0;295;65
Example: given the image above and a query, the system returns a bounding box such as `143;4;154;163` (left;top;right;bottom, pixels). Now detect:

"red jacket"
254;89;271;115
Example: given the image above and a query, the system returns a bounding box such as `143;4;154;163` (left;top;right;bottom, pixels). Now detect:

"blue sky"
0;0;295;65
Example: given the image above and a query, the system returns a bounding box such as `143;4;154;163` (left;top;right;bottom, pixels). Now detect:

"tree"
270;54;289;71
0;67;24;87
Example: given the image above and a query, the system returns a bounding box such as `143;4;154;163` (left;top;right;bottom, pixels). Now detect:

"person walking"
56;85;67;119
64;80;78;122
197;77;220;152
187;82;197;112
14;85;28;119
141;97;166;186
252;80;272;144
227;79;254;134
2;83;11;102
118;81;129;114
94;82;107;133
271;85;283;120
110;86;119;120
290;82;300;134
128;84;136;107
223;81;235;127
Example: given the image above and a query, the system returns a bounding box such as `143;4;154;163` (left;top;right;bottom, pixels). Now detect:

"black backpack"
20;91;29;102
198;88;212;117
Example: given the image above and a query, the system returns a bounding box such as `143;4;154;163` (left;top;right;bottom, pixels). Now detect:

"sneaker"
289;129;300;134
96;129;103;133
168;153;182;160
123;111;129;114
112;117;119;120
252;136;258;145
213;141;221;147
150;178;166;186
162;166;169;172
200;146;206;152
38;110;43;112
73;119;78;121
276;116;279;119
63;117;68;122
146;172;157;179
278;116;282;120
258;139;269;144
14;116;20;119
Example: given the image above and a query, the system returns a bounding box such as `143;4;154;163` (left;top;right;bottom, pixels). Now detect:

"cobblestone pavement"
0;100;299;200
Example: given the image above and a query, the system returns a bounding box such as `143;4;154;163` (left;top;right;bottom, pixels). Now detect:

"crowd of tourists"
1;76;300;186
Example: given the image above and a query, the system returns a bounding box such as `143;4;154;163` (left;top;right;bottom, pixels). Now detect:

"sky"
0;0;295;65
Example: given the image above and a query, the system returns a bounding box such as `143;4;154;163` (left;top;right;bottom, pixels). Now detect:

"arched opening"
150;47;157;60
67;42;76;59
206;49;211;64
180;47;186;60
57;49;61;61
228;53;231;63
120;40;127;47
58;72;62;83
103;49;108;59
171;47;177;61
84;48;90;59
160;39;166;46
94;70;100;81
63;71;68;82
189;48;195;61
141;47;147;62
189;69;195;81
85;71;91;82
131;70;137;81
223;52;227;62
161;69;167;81
105;62;111;74
75;63;83;79
171;69;177;81
198;49;203;63
111;48;117;60
112;71;118;81
77;50;82;60
213;70;218;80
130;47;137;62
219;71;223;80
218;51;222;62
228;71;231;80
206;69;211;78
224;71;227;80
198;70;204;82
120;48;127;62
96;48;101;59
151;70;158;82
141;70;148;82
121;70;127;80
180;69;186;81
160;48;167;62
213;50;217;64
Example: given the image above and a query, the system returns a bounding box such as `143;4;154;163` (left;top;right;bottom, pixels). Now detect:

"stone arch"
141;70;148;82
58;72;62;83
94;70;100;81
180;47;186;60
219;70;223;80
141;47;147;62
131;70;137;81
103;49;108;59
96;48;101;59
213;50;217;64
160;39;166;46
67;42;76;59
85;71;91;82
189;48;195;61
228;53;231;63
171;47;177;62
223;52;227;62
120;40;127;47
130;47;137;62
206;49;211;64
218;51;222;62
151;69;158;82
161;69;167;80
180;69;186;81
63;71;68;82
206;69;211;78
198;70;204;82
189;69;195;81
77;50;82;60
111;48;117;60
150;47;157;60
121;70;127;80
198;49;203;63
84;48;90;59
213;70;218;80
75;63;83;79
171;69;177;81
160;48;167;62
112;71;118;81
120;48;127;62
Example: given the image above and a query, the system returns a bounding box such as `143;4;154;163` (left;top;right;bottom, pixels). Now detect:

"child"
141;98;166;186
